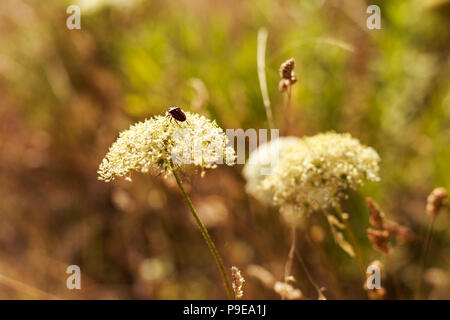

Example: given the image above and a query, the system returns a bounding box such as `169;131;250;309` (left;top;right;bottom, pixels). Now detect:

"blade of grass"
257;27;274;130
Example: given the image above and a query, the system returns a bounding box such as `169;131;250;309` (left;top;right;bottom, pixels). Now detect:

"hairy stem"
172;170;234;299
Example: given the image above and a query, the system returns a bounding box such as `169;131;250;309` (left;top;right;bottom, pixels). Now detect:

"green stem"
334;205;366;277
172;170;234;299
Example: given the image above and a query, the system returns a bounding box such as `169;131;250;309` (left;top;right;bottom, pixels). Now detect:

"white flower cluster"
242;137;300;204
98;111;236;182
244;132;380;214
263;132;380;213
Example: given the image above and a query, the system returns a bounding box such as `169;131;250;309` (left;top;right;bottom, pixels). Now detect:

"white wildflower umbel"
98;111;236;182
242;137;300;204
97;109;236;299
262;132;380;214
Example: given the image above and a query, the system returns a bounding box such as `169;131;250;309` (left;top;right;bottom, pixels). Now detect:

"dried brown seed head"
426;187;448;217
280;58;296;79
231;266;245;299
278;58;297;91
384;220;415;243
366;197;385;229
367;228;391;255
366;198;414;244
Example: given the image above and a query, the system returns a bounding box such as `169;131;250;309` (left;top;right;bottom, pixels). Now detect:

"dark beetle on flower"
168;107;187;122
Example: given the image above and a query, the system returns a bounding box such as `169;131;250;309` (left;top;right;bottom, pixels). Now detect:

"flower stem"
335;205;366;277
172;170;234;299
295;250;327;300
417;215;437;299
284;85;293;130
284;225;296;282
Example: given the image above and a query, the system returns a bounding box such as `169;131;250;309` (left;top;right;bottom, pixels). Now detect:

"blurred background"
0;0;449;299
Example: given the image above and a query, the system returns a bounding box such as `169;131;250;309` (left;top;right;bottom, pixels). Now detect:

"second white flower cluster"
243;132;380;215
